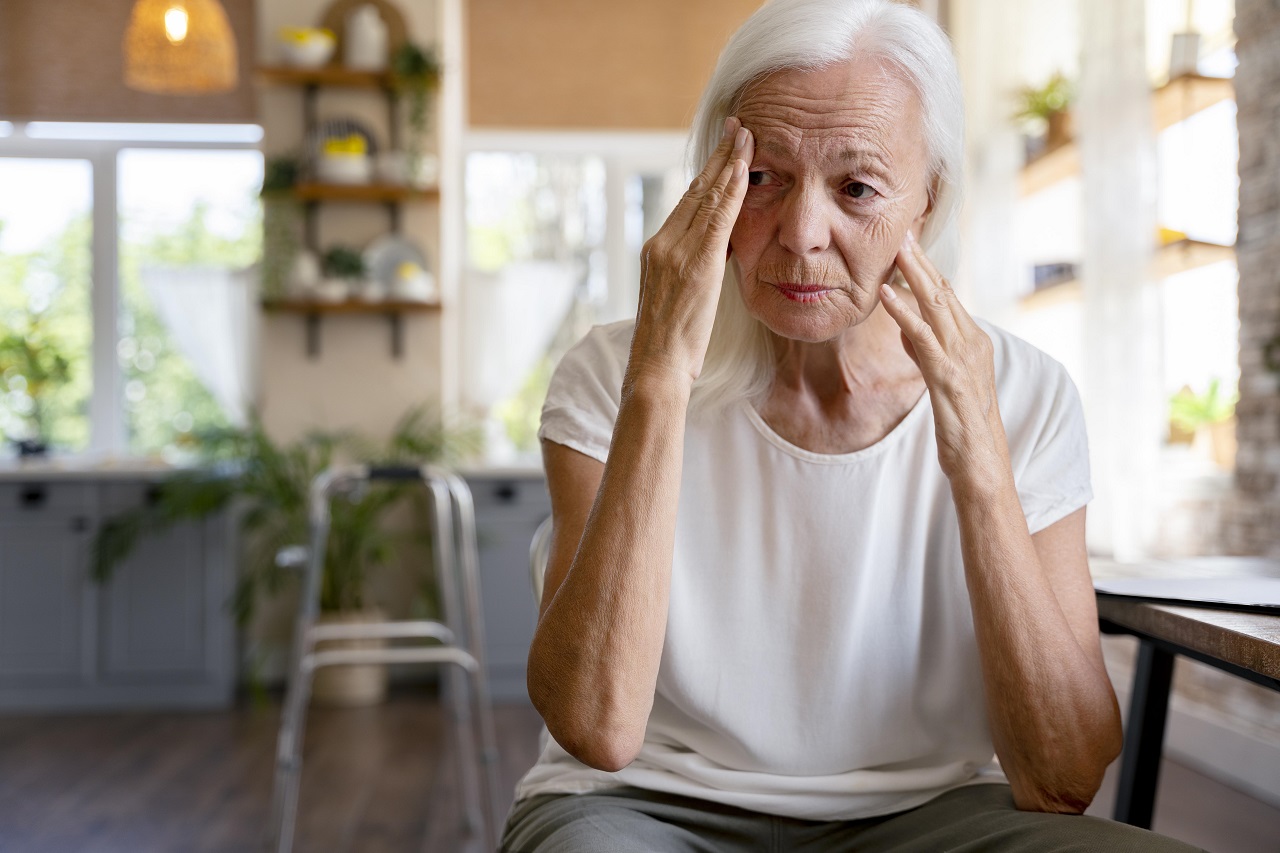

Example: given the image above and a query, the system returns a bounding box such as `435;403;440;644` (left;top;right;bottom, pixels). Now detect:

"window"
0;123;262;459
461;132;686;463
0;158;94;451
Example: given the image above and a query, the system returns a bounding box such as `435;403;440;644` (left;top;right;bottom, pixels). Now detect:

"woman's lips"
771;282;835;303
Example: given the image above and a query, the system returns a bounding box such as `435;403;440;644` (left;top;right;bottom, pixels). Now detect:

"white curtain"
460;260;578;409
1077;0;1162;560
951;0;1025;325
140;265;260;426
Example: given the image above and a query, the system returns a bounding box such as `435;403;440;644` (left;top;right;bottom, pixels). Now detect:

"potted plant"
1168;378;1238;470
92;406;482;706
320;244;366;301
0;316;73;457
1013;71;1075;157
389;41;442;188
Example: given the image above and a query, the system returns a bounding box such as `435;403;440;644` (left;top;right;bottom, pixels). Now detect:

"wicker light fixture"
123;0;238;94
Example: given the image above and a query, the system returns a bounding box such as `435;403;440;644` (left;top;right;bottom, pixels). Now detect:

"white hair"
687;0;965;419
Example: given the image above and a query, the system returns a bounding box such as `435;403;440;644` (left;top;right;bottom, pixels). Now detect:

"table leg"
1113;639;1175;828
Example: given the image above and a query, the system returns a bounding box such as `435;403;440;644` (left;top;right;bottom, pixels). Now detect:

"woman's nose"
776;184;833;256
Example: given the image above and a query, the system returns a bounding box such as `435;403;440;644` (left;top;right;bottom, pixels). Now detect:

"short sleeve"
1016;365;1094;535
537;321;633;464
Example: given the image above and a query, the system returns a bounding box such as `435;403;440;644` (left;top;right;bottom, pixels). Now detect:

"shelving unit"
1019;74;1234;196
258;62;440;360
1018;238;1236;311
1016;73;1237;314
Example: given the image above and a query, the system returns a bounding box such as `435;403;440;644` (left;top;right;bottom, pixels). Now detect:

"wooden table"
1093;557;1280;829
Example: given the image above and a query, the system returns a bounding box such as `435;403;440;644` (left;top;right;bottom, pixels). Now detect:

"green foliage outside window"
0;216;93;450
0;192;263;456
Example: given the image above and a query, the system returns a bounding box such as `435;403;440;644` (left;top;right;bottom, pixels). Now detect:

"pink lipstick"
772;282;834;303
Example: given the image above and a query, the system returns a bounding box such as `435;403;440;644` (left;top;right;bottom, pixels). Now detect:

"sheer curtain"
951;0;1024;325
140;265;259;426
1077;0;1162;560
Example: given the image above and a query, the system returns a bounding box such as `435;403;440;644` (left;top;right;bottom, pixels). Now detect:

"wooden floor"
0;687;1277;852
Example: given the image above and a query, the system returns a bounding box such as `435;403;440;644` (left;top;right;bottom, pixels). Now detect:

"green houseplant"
0;315;73;456
1013;71;1076;152
1168;379;1237;469
92;406;481;703
321;245;366;283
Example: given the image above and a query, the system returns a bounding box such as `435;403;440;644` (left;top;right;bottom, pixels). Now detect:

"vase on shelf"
344;4;388;71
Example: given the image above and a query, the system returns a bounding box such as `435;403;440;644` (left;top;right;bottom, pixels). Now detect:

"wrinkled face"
730;57;934;343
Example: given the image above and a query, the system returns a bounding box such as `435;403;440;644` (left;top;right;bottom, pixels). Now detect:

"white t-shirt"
515;316;1093;821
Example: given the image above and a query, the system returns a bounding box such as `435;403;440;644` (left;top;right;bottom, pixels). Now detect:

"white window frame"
0;122;262;455
462;130;689;325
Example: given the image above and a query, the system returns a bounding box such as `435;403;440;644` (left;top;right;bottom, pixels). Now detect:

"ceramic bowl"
279;29;335;68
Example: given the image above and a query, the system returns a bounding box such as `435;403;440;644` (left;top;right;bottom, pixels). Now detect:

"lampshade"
123;0;239;94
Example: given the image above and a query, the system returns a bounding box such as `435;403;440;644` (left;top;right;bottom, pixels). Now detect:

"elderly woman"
501;1;1203;851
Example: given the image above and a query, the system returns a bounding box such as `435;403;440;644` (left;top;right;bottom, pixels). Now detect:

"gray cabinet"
465;470;550;703
0;478;235;711
0;484;93;685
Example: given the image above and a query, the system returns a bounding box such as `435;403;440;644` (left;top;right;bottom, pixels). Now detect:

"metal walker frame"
267;464;501;853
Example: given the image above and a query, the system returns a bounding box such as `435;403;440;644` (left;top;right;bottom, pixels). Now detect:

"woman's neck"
759;291;926;454
768;293;922;402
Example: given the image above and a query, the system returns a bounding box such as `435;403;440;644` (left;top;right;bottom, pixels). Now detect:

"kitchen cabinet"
464;469;549;703
0;475;236;711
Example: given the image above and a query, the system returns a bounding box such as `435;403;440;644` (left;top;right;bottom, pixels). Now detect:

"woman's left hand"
879;230;1007;484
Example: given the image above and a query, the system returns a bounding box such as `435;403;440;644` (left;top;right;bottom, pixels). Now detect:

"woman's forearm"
527;369;691;771
951;460;1123;813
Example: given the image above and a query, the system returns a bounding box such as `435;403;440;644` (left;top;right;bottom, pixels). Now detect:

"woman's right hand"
628;116;754;388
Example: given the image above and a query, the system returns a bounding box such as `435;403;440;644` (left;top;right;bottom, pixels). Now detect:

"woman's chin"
744;290;861;343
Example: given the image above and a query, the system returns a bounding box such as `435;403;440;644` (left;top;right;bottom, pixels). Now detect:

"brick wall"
1225;0;1280;556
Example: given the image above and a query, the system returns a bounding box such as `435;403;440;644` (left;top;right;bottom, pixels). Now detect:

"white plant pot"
316;154;371;185
310;608;389;707
279;33;335;68
316;278;349;302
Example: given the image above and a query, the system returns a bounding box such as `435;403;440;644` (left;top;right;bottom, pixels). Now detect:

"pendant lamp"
123;0;239;94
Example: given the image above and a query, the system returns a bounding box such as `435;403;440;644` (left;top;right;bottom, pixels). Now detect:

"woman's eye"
845;182;877;200
747;171;769;187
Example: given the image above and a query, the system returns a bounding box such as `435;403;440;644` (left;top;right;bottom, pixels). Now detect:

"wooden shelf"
1018;238;1235;311
1019;74;1233;196
262;297;441;314
258;65;393;88
1152;237;1235;279
1152;74;1234;133
262;298;441;359
293;183;439;203
1019;142;1081;196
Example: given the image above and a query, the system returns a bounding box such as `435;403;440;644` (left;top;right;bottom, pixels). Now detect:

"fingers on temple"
695;125;753;231
698;158;748;244
669;117;742;230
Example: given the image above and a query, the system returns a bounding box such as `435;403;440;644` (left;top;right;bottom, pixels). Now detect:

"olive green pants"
499;783;1205;852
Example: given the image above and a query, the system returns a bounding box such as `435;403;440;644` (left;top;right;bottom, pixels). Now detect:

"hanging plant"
390;42;441;182
261;155;302;196
260;155;303;298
